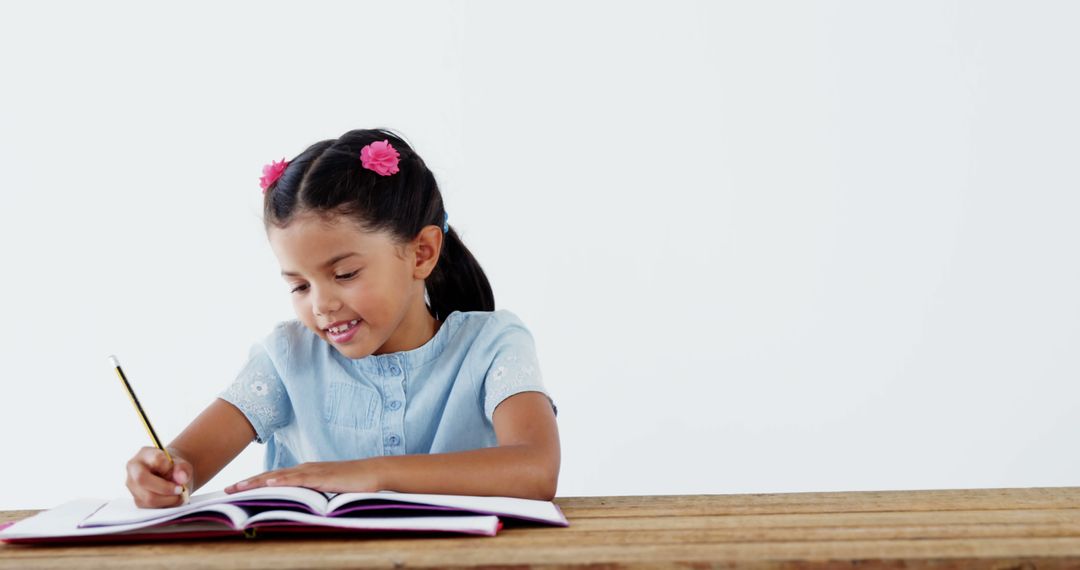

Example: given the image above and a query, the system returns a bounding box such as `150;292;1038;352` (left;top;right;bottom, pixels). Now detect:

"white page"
81;486;329;528
0;499;499;540
244;510;500;536
0;499;247;540
327;492;568;526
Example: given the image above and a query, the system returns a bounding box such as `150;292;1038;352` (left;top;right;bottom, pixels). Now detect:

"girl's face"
267;212;443;359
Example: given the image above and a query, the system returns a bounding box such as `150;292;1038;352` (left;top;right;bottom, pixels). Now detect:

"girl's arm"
376;391;561;499
226;392;561;500
165;398;257;492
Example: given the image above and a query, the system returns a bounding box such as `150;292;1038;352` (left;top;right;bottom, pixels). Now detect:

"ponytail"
427;226;494;320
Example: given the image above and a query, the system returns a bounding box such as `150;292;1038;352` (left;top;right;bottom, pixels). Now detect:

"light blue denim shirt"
218;310;556;471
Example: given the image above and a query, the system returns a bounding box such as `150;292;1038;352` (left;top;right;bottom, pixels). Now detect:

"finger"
130;462;188;498
264;472;298;487
134;489;188;509
137;447;173;476
170;461;193;486
265;464;322;489
225;474;267;493
126;469;187;508
226;468;291;493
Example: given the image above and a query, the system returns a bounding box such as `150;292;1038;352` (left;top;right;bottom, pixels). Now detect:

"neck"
374;301;440;355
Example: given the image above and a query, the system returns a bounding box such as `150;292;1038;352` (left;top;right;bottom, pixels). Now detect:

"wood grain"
2;487;1079;569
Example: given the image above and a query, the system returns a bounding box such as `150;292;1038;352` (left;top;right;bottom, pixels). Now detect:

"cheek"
344;291;379;319
344;282;397;321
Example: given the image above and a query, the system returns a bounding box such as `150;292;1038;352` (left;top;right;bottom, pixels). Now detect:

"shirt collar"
344;310;463;375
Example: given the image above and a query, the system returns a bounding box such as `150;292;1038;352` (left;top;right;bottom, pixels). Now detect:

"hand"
126;446;193;508
225;459;382;495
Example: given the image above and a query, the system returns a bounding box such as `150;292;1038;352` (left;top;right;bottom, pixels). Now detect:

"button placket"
380;356;406;455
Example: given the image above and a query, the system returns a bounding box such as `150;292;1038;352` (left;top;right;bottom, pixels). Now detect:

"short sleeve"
481;314;557;423
218;341;292;444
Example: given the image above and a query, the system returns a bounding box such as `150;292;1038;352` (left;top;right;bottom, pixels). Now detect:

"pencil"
108;355;189;503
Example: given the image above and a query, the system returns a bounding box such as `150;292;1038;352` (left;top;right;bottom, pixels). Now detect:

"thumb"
171;459;194;486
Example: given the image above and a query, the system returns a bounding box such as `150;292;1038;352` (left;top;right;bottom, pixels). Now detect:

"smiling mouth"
325;319;361;335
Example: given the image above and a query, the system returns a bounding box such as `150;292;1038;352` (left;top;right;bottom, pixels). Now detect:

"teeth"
329;319;359;334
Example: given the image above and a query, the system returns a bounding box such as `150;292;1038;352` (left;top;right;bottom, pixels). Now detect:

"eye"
289;270;358;294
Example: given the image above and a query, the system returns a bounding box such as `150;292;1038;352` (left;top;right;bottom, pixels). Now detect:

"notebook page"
327;492;568;526
81;486;330;527
244;510;500;536
0;499;248;540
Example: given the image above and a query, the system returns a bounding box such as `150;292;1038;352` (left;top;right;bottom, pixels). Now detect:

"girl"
125;128;560;507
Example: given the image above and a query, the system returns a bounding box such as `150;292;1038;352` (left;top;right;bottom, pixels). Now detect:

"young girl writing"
125;128;560;507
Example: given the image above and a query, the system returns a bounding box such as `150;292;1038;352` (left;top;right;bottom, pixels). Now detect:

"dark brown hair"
263;128;494;320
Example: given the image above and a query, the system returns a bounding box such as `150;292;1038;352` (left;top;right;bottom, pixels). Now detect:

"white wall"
1;1;1077;510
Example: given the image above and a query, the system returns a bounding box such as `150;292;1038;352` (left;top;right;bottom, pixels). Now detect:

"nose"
311;285;343;318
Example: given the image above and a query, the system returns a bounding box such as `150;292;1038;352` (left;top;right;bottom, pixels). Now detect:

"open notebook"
0;486;569;544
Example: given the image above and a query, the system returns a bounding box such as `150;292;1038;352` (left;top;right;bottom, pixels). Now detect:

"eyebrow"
280;252;362;277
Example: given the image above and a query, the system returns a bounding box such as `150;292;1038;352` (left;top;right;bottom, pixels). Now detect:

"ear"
411;225;444;280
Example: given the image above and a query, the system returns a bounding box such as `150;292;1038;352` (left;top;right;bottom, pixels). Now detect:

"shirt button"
386;434;401;446
389;365;401;375
388;400;402;411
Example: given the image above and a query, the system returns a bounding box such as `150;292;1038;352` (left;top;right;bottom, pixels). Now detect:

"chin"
333;336;375;358
336;346;372;359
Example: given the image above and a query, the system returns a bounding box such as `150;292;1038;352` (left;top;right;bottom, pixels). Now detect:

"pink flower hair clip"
260;158;289;193
360;139;400;176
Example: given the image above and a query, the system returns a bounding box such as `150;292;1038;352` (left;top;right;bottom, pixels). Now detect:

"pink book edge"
0;515;501;544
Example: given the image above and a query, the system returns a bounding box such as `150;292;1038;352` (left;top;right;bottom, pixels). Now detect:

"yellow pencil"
108;355;189;503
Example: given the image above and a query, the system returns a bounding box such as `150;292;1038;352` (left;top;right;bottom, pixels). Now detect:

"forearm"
373;444;559;500
167;399;256;491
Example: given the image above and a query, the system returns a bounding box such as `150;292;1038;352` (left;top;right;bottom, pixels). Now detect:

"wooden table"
2;487;1079;568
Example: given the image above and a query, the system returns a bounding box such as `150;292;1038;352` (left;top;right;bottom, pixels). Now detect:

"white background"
1;1;1077;510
